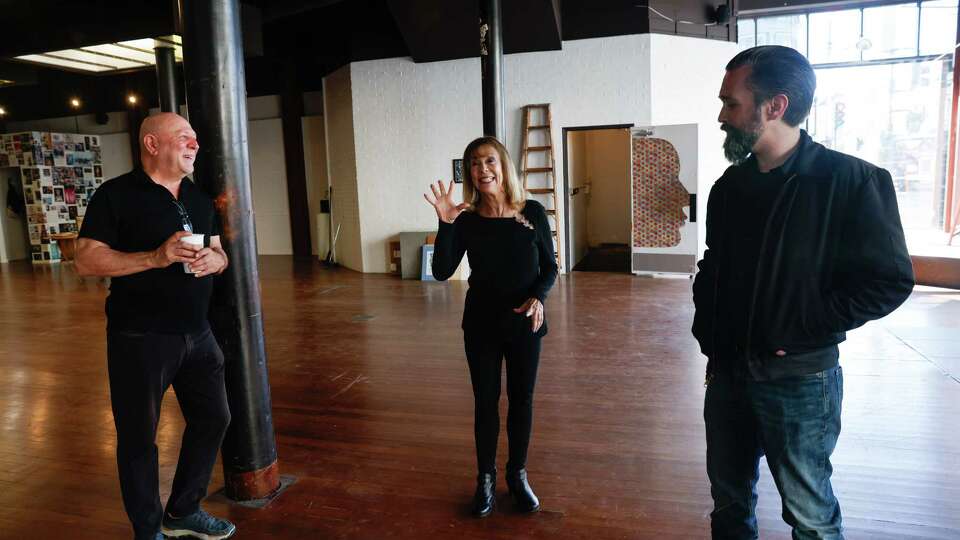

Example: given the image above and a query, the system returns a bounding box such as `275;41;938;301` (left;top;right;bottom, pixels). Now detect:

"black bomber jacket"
692;131;915;381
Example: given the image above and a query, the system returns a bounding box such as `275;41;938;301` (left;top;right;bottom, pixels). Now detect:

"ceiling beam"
386;0;478;63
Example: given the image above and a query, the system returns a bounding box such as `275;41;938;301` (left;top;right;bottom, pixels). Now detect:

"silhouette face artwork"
632;137;689;248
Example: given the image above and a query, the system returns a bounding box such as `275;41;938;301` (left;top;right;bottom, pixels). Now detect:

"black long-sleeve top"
432;199;558;338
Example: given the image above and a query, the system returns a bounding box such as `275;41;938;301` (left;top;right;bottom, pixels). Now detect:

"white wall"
99;133;133;181
649;35;738;259
247;95;282;120
323;65;364;270
584;129;631;246
348;56;482;273
248;118;292;255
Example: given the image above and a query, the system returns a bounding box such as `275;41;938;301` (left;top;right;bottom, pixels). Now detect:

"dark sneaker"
161;510;236;540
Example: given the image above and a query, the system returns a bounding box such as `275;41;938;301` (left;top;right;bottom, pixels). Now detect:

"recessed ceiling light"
70;98;81;108
127;95;138;105
0;107;7;116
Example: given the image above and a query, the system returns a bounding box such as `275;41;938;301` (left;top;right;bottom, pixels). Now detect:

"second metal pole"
480;0;505;142
154;46;179;113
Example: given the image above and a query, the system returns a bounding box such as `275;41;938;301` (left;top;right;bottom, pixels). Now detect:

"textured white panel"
349;56;482;273
324;65;364;271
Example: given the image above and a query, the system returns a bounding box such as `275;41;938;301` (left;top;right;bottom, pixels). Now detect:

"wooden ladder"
519;103;562;269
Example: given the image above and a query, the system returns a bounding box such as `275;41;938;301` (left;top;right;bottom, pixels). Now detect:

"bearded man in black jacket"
693;46;914;539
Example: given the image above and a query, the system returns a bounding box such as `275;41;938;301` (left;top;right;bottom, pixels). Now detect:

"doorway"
0;167;29;263
562;125;633;272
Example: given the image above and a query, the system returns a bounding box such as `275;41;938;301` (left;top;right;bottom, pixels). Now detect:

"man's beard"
721;112;762;165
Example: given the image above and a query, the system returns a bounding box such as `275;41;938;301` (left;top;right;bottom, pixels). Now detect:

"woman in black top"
423;136;558;517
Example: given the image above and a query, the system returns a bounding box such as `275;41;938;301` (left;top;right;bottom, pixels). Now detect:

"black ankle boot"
506;468;540;513
471;472;496;517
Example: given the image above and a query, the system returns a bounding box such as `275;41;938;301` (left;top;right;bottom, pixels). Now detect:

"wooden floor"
0;257;958;540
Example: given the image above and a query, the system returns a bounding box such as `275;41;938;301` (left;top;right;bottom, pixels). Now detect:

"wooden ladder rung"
527;124;550;130
545;209;556;215
526;146;551;152
528;188;555;194
525;103;550;109
524;167;553;173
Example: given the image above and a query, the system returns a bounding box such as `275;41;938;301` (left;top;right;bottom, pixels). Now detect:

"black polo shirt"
80;168;221;334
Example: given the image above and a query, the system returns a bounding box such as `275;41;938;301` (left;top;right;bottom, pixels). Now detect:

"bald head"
139;112;190;149
139;112;199;182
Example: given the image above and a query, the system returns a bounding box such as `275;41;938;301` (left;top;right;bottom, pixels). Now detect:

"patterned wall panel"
631;136;689;248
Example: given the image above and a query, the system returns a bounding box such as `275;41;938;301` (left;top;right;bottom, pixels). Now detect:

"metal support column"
480;0;505;142
180;0;281;501
154;46;179;113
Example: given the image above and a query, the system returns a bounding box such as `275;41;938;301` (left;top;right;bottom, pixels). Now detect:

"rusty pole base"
225;460;281;502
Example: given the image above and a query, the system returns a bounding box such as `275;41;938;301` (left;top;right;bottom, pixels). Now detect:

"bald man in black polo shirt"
77;113;236;540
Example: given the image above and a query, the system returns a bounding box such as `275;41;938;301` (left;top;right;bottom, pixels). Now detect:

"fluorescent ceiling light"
82;44;157;64
14;36;183;73
43;49;149;70
15;54;112;72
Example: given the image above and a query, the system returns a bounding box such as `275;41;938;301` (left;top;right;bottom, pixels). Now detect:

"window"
756;15;808;55
809;9;861;63
862;3;919;60
920;0;959;56
738;18;756;50
741;3;960;256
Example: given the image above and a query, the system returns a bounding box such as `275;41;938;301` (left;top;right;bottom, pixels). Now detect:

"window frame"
737;0;956;69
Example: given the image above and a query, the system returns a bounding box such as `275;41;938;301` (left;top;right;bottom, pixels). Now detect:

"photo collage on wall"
0;131;104;263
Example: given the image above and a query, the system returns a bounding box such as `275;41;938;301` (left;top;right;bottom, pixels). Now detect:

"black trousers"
464;331;542;475
107;328;231;539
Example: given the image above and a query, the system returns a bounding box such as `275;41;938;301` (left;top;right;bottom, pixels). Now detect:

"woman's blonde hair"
461;136;525;211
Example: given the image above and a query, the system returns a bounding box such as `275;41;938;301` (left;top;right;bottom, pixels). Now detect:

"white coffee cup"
181;233;204;273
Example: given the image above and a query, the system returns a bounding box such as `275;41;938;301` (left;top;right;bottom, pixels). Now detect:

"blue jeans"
704;366;844;540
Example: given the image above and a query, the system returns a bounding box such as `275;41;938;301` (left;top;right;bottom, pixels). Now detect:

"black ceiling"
0;0;736;122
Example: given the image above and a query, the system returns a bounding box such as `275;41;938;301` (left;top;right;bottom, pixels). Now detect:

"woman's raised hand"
424;180;470;224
